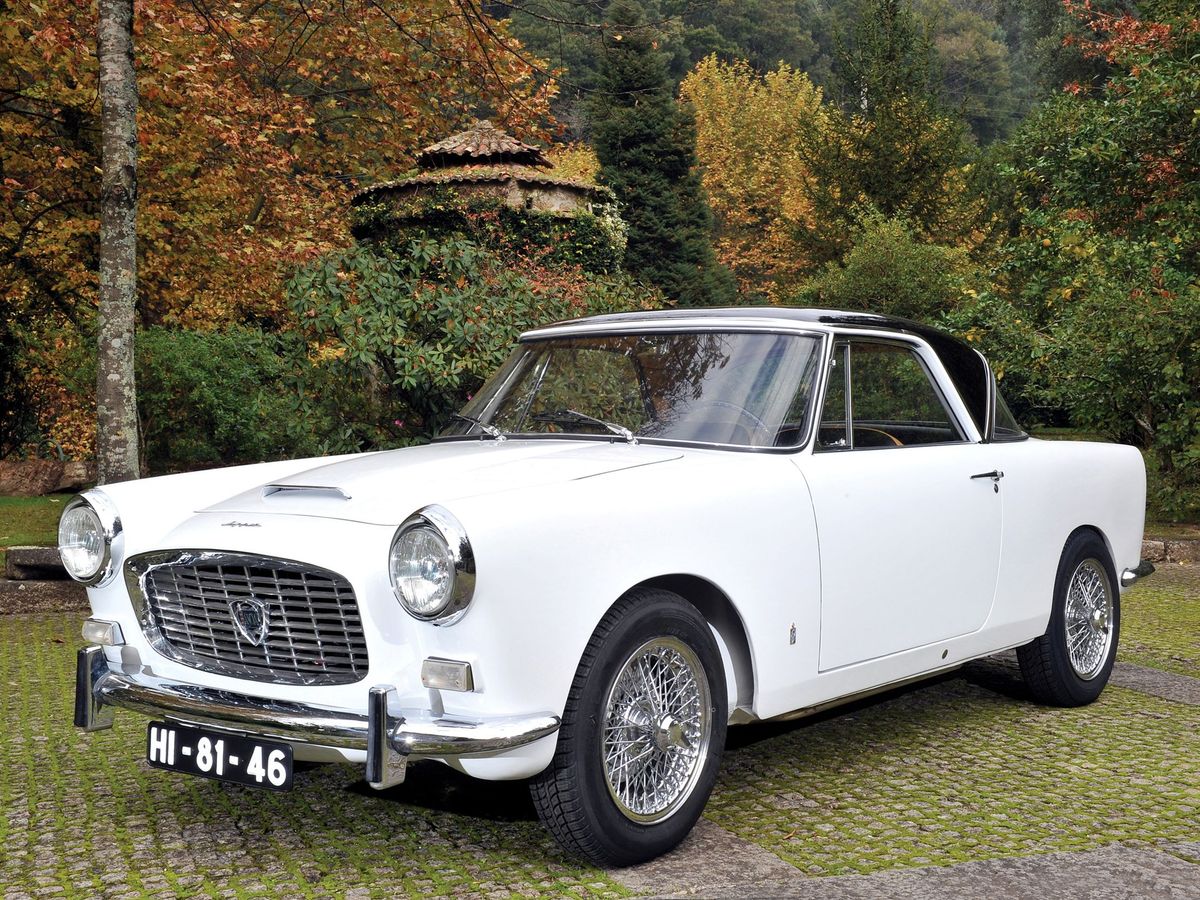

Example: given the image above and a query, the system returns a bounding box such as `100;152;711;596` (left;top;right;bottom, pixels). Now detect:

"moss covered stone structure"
350;120;627;274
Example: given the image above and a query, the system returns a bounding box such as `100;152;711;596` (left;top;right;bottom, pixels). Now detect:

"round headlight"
390;525;455;615
58;493;121;585
389;505;475;624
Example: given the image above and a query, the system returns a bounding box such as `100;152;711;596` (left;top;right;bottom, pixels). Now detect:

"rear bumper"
74;646;560;789
1121;559;1156;588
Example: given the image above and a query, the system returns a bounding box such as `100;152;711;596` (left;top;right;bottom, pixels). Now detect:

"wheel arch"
629;574;755;716
1064;523;1117;573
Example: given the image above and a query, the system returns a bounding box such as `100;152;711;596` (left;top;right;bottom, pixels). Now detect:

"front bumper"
74;646;560;789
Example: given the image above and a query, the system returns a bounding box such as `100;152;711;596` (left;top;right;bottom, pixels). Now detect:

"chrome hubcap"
602;637;712;823
1064;559;1114;680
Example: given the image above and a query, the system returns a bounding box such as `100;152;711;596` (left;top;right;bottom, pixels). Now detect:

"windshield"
442;331;823;448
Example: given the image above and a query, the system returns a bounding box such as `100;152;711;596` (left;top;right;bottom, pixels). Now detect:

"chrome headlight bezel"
389;505;476;625
58;491;123;586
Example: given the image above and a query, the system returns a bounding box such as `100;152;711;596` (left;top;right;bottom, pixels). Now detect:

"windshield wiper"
531;409;637;444
449;413;506;441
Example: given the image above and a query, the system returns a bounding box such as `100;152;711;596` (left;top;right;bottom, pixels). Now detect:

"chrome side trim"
1121;559;1156;589
762;664;964;723
75;650;560;782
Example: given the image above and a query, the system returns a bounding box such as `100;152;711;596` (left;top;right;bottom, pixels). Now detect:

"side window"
817;341;964;450
817;344;849;449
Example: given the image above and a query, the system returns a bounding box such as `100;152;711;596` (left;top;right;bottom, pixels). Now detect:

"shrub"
136;327;326;474
787;215;982;323
287;237;658;452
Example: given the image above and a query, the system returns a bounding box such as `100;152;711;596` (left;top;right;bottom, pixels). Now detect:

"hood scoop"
263;484;352;501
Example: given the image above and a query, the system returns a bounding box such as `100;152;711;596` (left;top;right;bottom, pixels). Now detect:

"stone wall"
0;460;95;497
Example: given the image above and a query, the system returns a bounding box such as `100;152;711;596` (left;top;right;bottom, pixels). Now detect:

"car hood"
198;440;683;526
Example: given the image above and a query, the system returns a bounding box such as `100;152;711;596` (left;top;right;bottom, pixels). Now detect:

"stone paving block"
4;563;1198;898
647;844;1200;899
1111;662;1200;705
610;818;799;895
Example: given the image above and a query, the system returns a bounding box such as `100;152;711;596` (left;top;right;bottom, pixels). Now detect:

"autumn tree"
2;0;555;459
680;57;825;301
918;0;1019;143
589;1;733;306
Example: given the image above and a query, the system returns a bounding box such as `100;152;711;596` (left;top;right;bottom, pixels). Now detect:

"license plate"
146;721;293;791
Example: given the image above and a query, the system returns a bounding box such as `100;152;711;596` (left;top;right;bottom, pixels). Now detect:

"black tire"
530;588;727;866
1017;530;1120;706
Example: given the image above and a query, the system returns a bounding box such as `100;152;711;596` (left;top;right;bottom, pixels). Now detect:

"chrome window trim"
125;549;367;686
437;327;830;455
390;504;477;626
844;342;854;449
977;348;997;444
522;317;832;342
812;336;970;453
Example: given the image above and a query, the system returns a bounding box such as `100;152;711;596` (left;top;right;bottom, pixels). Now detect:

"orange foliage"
1061;0;1187;64
2;0;557;456
680;57;825;300
5;0;556;325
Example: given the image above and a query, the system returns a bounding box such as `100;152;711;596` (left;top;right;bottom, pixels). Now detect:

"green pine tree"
588;1;735;307
798;0;974;265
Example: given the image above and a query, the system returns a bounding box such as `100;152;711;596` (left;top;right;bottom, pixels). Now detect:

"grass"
0;493;70;572
708;683;1198;876
1144;522;1200;540
1120;565;1200;678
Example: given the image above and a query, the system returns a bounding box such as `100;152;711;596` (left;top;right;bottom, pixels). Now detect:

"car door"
804;338;1003;671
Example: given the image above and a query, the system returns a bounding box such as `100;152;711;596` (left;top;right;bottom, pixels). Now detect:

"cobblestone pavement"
2;567;1196;898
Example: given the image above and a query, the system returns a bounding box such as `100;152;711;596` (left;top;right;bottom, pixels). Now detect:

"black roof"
535;306;991;437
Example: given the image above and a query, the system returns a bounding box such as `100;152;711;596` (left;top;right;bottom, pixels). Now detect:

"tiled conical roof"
417;119;551;169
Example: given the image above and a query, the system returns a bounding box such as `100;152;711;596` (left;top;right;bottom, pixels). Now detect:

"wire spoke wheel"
1063;558;1114;680
601;637;712;823
1018;532;1121;707
530;589;726;865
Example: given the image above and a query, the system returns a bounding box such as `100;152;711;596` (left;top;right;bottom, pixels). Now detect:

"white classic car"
64;308;1153;865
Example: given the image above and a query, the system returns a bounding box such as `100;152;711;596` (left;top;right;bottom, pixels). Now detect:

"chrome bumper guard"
1120;559;1156;589
74;646;560;790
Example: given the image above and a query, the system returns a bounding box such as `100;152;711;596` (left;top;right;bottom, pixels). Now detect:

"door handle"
970;470;1004;481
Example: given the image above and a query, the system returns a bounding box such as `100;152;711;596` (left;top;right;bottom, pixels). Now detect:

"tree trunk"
96;0;140;483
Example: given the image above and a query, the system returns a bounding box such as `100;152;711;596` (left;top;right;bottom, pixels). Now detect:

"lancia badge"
229;597;270;647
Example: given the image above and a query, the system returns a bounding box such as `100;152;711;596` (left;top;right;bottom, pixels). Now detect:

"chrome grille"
126;552;368;685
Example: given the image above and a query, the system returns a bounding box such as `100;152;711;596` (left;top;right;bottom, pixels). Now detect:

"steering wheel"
684;400;773;446
853;426;904;447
